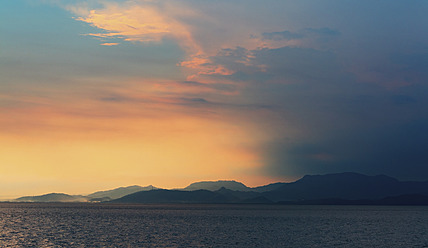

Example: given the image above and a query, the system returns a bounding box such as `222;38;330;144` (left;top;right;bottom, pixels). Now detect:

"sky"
1;0;428;197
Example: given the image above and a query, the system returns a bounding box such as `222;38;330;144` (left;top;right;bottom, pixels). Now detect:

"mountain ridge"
15;193;87;203
87;185;158;200
11;172;428;204
183;180;252;191
264;172;428;202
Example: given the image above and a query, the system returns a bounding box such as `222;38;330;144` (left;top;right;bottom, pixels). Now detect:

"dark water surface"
0;203;427;247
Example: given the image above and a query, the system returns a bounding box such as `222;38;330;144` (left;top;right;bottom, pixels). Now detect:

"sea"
0;203;427;247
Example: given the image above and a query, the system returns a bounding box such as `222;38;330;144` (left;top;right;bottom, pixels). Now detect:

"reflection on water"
0;203;427;247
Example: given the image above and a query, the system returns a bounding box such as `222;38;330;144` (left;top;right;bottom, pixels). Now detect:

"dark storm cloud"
205;28;428;181
263;115;428;181
255;78;428;180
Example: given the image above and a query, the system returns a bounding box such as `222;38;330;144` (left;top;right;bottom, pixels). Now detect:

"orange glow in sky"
3;0;428;198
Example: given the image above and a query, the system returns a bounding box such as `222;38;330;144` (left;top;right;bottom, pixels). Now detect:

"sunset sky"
1;0;428;198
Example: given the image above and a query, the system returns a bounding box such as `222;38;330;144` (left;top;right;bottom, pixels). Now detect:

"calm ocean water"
0;203;427;247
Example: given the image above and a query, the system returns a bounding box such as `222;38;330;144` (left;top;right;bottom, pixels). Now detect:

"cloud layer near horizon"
1;0;428;195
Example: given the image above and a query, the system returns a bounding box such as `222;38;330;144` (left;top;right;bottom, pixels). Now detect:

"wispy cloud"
68;1;201;51
66;0;226;80
74;5;171;43
100;42;119;46
65;0;313;81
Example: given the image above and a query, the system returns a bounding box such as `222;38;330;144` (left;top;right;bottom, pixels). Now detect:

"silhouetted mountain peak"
217;187;228;192
184;180;251;191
